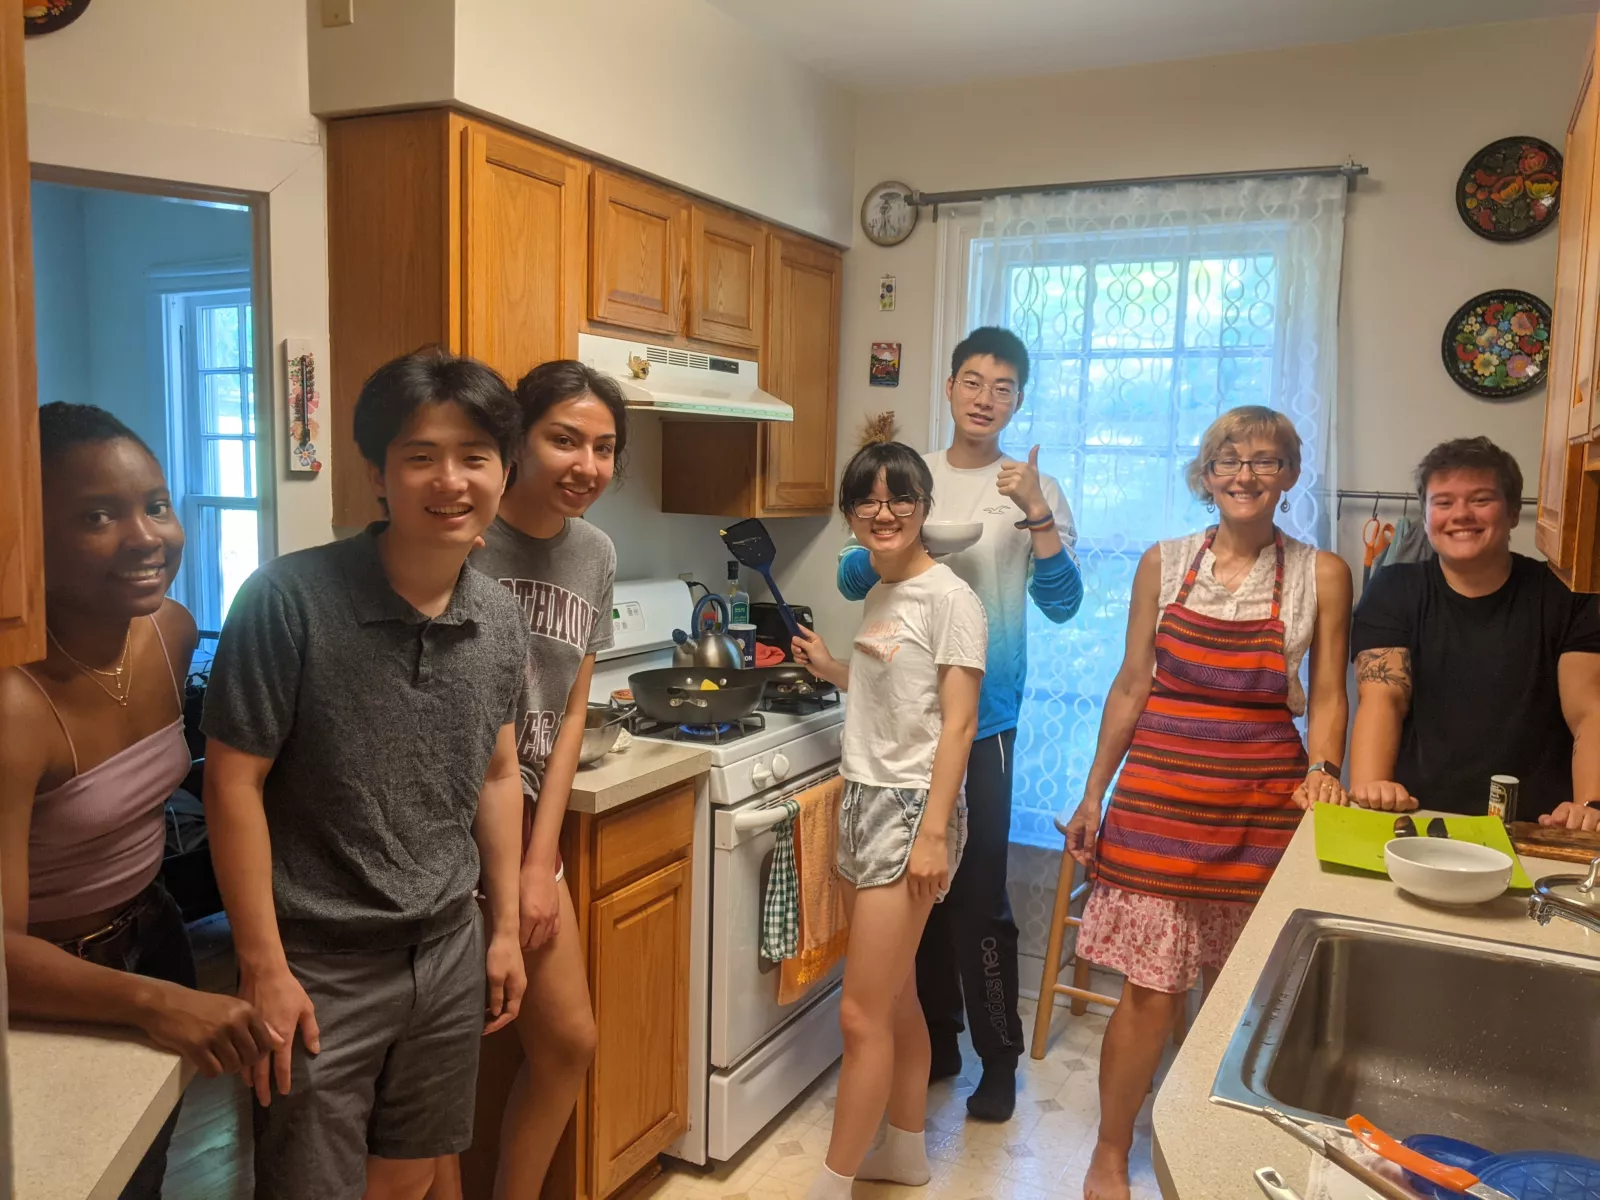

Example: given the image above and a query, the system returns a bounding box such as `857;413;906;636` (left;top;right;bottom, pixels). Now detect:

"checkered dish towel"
760;799;802;961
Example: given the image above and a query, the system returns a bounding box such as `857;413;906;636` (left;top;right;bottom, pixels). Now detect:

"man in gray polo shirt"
202;351;529;1200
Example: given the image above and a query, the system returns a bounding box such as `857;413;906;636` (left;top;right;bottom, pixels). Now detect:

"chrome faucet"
1529;856;1600;935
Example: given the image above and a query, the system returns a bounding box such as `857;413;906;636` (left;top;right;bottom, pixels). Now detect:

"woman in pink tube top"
1;404;276;1200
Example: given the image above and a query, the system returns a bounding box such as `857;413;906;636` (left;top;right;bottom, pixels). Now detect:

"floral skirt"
1076;883;1253;995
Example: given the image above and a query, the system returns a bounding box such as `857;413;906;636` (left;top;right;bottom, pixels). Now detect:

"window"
163;289;259;634
942;180;1345;848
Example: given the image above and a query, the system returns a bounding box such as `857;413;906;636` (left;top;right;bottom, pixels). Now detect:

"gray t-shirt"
471;516;616;799
201;525;528;953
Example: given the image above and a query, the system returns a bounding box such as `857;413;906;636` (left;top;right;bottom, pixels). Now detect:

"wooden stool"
1030;813;1189;1061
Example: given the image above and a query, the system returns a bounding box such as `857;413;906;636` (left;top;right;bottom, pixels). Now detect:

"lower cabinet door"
588;857;691;1196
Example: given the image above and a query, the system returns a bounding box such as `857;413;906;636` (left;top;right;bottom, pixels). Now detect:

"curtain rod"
910;161;1367;217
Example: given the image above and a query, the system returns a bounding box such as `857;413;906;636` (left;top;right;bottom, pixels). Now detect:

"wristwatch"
1306;761;1341;778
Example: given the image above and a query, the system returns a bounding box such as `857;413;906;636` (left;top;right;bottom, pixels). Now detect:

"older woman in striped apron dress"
1063;407;1352;1200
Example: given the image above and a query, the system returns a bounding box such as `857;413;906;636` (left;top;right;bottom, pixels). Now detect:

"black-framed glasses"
1207;456;1286;478
850;496;922;520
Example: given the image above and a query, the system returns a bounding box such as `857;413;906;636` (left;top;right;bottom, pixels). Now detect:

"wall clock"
861;181;918;247
23;0;91;36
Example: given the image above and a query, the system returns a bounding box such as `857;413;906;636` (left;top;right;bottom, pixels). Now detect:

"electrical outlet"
321;0;354;28
678;573;695;583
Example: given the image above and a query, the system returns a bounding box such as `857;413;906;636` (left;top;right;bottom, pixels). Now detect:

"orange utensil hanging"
1346;1116;1514;1200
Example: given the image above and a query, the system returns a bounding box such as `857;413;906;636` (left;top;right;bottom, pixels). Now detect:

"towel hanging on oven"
760;799;802;961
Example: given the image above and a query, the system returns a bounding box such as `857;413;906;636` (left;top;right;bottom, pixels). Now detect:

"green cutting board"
1312;803;1533;890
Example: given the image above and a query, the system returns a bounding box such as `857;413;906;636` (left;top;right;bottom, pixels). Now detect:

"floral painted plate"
1441;290;1551;399
1456;136;1562;241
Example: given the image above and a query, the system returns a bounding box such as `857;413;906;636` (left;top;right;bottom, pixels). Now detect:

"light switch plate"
321;0;354;27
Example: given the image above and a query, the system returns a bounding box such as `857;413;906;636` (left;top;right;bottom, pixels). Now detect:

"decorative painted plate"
1441;289;1551;399
1456;136;1562;241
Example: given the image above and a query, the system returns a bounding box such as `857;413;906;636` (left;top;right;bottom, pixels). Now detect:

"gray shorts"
252;910;486;1199
837;781;967;898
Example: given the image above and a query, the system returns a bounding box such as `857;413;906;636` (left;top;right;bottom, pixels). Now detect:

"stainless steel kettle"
672;594;743;670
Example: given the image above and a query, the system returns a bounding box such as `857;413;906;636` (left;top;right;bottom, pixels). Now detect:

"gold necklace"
48;626;134;707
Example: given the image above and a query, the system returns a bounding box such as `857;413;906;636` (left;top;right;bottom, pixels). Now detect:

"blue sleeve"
1029;549;1083;624
837;545;878;602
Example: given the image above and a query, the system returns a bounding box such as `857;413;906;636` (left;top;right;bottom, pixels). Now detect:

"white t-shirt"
841;562;988;790
924;450;1076;738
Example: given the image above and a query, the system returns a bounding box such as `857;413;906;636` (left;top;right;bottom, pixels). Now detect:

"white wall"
25;0;332;556
29;181;89;410
774;16;1592;650
307;0;857;245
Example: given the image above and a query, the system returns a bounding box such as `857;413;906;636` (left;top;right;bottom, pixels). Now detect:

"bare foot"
1083;1140;1131;1200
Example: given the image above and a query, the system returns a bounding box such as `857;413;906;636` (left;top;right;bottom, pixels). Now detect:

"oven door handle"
732;806;798;834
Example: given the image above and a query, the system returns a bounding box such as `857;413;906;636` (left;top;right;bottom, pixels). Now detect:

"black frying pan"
629;668;768;727
749;664;837;698
721;519;802;641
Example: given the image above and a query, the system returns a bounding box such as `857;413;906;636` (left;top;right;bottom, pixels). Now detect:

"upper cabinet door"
461;123;587;384
589;170;686;337
1540;32;1600;573
0;9;44;668
763;234;842;514
688;206;765;351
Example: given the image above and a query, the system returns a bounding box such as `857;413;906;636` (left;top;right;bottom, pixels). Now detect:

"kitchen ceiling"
703;0;1595;91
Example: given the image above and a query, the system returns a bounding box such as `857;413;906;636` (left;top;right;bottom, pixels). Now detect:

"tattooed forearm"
1355;648;1412;701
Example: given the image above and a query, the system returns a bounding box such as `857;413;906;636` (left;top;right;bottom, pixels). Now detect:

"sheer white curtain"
943;175;1348;959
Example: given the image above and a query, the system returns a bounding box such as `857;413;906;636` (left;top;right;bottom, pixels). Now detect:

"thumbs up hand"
997;445;1050;523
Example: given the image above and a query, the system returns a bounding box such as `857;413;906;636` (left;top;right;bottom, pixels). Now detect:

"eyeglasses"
850;496;922;520
954;376;1018;405
1208;456;1287;478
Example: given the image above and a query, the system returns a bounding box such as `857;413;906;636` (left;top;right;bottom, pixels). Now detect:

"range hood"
577;332;792;422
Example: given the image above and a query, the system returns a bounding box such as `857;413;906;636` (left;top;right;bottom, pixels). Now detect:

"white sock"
856;1123;932;1186
804;1164;855;1200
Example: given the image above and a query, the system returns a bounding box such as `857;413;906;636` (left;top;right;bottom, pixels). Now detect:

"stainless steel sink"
1212;910;1600;1155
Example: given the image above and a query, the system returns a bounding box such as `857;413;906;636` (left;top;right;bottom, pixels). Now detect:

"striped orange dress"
1078;528;1308;992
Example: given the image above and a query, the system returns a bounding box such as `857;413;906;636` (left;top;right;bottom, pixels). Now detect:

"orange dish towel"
778;775;851;1005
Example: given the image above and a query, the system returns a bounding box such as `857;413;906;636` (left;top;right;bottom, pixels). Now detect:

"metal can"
1488;775;1520;826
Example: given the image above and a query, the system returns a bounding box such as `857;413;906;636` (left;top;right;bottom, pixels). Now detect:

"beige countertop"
568;738;711;814
11;1021;191;1200
1151;812;1598;1199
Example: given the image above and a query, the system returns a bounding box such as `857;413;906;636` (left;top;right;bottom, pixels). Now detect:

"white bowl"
922;522;983;558
1383;837;1513;905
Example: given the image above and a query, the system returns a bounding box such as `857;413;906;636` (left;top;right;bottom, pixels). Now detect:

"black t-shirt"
1350;554;1600;817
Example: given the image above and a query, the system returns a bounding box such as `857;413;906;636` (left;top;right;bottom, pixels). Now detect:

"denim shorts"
837;782;967;898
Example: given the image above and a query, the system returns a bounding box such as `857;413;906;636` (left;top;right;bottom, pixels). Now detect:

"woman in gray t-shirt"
449;360;625;1199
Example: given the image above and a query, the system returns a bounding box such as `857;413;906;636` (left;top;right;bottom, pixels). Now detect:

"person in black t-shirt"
1348;438;1600;829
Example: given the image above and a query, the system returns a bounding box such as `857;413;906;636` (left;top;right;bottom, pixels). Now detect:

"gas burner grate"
630;711;767;744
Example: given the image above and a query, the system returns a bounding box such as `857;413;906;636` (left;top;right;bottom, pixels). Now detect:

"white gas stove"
590;580;846;1166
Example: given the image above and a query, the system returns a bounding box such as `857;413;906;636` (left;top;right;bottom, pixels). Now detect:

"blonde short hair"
1184;406;1303;502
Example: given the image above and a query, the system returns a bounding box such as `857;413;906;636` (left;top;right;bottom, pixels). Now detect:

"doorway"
29;170;275;658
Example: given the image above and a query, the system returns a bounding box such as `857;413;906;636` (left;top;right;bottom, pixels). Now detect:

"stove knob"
772;752;791;781
752;760;772;789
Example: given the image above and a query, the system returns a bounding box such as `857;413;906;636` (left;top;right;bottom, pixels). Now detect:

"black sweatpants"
916;728;1023;1065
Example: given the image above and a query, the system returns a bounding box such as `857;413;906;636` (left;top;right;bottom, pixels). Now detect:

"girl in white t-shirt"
792;440;987;1199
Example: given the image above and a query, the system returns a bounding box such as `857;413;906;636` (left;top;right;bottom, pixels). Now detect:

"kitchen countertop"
11;1022;192;1200
1150;813;1597;1198
568;738;712;814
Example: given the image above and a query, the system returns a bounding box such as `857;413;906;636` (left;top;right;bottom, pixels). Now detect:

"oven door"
710;767;845;1069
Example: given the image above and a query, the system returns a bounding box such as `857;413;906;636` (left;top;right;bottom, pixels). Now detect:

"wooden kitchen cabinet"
458;780;696;1200
688;205;766;350
1537;11;1600;590
0;7;44;670
660;234;842;518
326;111;586;528
589;169;686;338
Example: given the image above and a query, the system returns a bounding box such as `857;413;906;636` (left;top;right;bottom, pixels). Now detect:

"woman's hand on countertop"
139;981;280;1078
1293;769;1346;810
1540;800;1600;832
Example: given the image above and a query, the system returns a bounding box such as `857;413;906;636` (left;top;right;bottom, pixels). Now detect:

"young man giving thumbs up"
837;327;1083;1120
